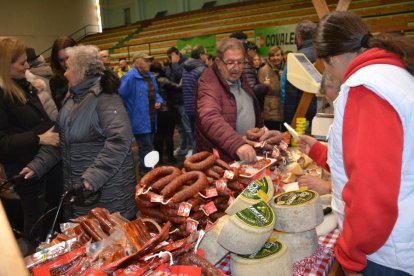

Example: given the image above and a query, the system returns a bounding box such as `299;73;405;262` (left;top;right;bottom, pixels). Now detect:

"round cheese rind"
230;239;292;276
271;190;323;232
218;201;274;254
272;229;318;262
225;176;274;215
199;215;229;264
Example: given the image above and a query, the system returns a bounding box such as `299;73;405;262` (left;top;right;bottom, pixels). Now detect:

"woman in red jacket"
308;11;414;275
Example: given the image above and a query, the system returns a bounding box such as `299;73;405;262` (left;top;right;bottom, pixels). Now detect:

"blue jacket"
182;58;207;116
119;67;163;134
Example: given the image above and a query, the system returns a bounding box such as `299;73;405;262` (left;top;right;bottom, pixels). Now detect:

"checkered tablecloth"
216;229;341;276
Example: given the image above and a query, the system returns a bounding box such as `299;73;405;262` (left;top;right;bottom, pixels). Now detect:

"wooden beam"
336;0;352;11
290;92;315;128
0;202;29;276
312;0;331;19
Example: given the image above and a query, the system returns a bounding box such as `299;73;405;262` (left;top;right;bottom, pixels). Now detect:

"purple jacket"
195;62;263;162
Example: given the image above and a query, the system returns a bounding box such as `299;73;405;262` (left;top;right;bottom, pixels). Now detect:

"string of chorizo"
161;171;208;203
184;151;216;171
138;166;182;190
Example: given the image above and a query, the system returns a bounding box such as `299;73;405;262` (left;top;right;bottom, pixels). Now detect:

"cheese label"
274;190;316;206
241;176;272;200
235;201;274;227
239;240;283;259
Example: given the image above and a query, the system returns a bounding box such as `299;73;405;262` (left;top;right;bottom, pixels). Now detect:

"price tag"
215;179;228;191
186;218;199;233
223;170;235;180
279;141;288;151
272;147;280;159
213;148;220;159
150;194;164;203
205;220;214;231
177;202;192;217
202;201;217;215
205;188;218;198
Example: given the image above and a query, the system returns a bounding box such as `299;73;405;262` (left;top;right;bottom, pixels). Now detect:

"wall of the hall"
0;0;100;55
101;0;245;29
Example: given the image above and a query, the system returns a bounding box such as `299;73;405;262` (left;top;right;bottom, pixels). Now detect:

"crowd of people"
1;9;414;275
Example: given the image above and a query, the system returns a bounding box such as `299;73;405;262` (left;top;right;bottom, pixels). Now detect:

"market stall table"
216;228;340;276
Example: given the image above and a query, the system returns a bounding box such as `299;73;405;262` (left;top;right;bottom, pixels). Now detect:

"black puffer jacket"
0;79;53;166
28;72;137;219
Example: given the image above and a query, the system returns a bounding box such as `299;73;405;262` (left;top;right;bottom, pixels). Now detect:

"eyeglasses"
220;59;246;69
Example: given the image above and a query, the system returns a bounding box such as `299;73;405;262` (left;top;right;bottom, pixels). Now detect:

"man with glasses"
195;38;263;163
120;52;163;176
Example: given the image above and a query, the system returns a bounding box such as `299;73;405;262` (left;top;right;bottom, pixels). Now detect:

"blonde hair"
0;37;27;104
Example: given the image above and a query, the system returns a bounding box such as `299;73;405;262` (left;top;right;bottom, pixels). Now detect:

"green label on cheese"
241;176;272;200
274;190;316;206
239;240;283;259
235;201;274;227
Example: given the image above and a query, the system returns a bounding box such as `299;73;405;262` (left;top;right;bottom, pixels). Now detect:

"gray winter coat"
27;76;137;219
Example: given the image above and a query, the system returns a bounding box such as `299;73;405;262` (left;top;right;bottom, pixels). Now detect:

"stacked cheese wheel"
230;238;292;276
270;189;324;262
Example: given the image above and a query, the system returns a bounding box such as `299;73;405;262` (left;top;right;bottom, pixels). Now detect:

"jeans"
363;260;411;276
177;105;192;150
187;113;196;153
134;133;154;175
154;110;178;161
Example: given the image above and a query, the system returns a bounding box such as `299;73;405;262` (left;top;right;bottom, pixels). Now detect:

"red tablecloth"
215;228;340;276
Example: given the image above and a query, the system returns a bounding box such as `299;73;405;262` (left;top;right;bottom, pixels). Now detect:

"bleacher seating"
78;0;414;65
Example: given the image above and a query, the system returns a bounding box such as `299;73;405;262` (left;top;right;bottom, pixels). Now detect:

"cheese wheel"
271;190;323;232
225;176;274;215
230;239;292;276
218;201;274;254
199;215;229;264
272;229;318;262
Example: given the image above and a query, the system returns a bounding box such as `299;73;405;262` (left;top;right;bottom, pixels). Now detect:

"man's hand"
170;52;180;63
259;129;282;144
38;127;59;146
236;144;257;163
20;167;36;179
298;175;331;195
297;134;318;155
155;102;161;109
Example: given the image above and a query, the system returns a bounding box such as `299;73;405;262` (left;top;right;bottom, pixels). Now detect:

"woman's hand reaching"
38;127;59;146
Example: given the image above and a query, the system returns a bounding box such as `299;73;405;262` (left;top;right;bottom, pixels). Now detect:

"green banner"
255;25;297;56
176;35;216;57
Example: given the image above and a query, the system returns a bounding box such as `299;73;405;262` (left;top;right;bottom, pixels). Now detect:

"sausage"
246;127;265;141
161;171;206;197
80;219;107;242
136;219;152;241
214;159;232;171
171;173;208;203
107;212;129;227
210;165;225;176
178;252;223;276
124;222;146;250
183;151;216;171
151;167;182;191
89;208;115;235
205;168;221;180
138;166;181;189
136;195;160;208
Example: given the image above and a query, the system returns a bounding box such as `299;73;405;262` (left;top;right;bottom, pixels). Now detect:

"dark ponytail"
369;33;414;75
314;11;414;76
